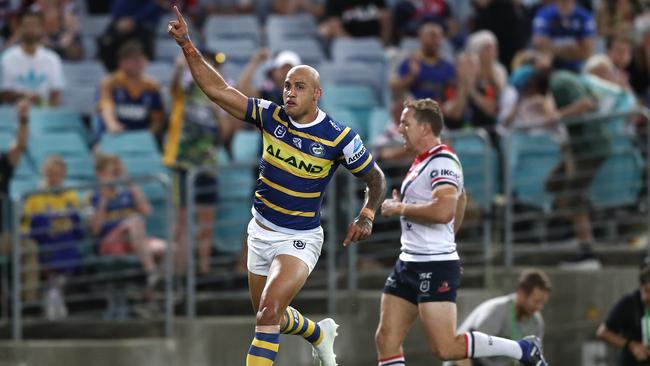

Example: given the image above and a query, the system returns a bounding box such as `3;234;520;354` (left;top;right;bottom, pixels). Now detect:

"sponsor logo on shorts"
437;281;450;293
274;125;287;138
293;240;306;250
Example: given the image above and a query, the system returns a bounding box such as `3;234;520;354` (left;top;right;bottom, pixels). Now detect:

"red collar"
413;144;448;164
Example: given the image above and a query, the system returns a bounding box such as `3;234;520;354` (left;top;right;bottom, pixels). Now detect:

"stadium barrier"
1;193;9;322
9;175;174;340
502;108;650;266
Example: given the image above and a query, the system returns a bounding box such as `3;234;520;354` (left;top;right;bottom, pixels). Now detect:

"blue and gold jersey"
244;97;375;233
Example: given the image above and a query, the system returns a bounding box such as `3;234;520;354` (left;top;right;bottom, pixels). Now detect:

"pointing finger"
173;5;186;25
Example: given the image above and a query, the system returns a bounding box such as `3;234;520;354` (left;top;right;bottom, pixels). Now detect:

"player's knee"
374;325;398;351
255;304;283;326
428;340;456;361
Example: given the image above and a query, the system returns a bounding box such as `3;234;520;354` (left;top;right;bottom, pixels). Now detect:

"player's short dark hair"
118;41;146;61
517;269;552;294
640;263;650;285
404;98;444;136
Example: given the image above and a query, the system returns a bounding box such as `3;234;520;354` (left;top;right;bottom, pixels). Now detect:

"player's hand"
343;216;373;246
628;341;650;361
381;189;404;217
168;6;191;47
252;48;269;64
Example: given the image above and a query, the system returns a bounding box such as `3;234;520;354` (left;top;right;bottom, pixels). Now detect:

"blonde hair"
403;98;444;136
466;30;498;55
583;54;614;74
41;155;66;174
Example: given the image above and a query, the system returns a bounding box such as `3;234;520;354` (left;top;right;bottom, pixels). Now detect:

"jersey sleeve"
244;97;276;129
579;12;596;38
604;294;633;334
532;10;550;37
340;130;375;177
429;154;462;191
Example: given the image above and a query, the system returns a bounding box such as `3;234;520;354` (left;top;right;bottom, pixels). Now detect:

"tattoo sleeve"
359;164;387;213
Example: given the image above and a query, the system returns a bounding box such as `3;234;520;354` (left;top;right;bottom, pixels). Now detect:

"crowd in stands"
1;0;650;319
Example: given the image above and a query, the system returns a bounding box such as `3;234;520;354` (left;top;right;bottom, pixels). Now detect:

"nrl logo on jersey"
274;125;287;138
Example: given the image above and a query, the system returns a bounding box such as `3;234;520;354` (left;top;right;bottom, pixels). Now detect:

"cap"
273;50;301;69
509;64;535;93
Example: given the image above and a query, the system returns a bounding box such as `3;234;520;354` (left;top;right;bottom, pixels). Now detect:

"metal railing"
502;108;650;266
9;175;174;340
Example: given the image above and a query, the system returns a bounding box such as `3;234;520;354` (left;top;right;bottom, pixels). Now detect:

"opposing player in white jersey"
375;99;548;366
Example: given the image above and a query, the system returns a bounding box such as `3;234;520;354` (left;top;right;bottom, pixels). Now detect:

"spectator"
392;0;458;44
319;0;392;46
595;0;641;39
471;0;532;70
545;68;609;269
373;93;412;163
88;154;164;300
461;30;506;132
238;48;301;105
98;0;168;71
501;65;567;146
0;99;29;234
39;0;83;60
0;10;64;106
22;155;84;320
628;15;650;105
96;41;165;143
444;269;552;366
607;31;634;90
164;52;235;275
390;22;455;104
271;0;324;17
597;261;650;365
532;0;596;72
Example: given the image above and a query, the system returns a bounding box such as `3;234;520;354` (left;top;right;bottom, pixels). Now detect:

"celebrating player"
168;7;386;366
375;98;547;366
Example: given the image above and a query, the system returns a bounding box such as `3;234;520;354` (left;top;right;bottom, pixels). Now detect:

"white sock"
465;331;522;360
378;354;405;366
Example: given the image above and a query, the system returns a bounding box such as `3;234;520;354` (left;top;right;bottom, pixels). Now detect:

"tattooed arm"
343;164;387;246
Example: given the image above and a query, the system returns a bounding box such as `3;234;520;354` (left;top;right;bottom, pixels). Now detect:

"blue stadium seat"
589;136;644;209
120;157;168;178
62;86;98;116
13;156;37;179
368;108;390;145
204;15;261;45
82;36;97;60
154;38;181;63
28;132;90;163
321;84;379;140
98;131;159;157
63;155;95;182
318;62;387;101
214;201;251;253
29;108;87;141
269;38;325;67
206;38;257;66
332;37;386;65
452;132;496;210
504;132;561;209
146;61;174;87
266;14;318;43
0;106;17;133
80;15;111;38
218;165;256;201
63;61;106;87
0;131;12;152
232;130;261;162
9;177;38;201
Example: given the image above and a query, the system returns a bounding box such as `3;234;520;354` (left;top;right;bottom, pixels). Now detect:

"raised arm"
168;6;248;120
342;164;387;246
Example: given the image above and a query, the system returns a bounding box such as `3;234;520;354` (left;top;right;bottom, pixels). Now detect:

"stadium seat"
321;84;379;139
120;157;168;178
0;132;12;152
206;38;257;66
63;155;95;182
29;108;87;141
80;15;111;38
504;131;561;209
62;86;98;116
13;155;37;179
63;61;106;87
318;62;387;101
204;15;261;45
452;131;496;210
154;38;181;63
82;36;97;60
218;165;256;201
145;61;174;87
28;132;90;163
269;38;325;67
324;108;367;141
0;106;18;133
232;130;261;162
589;136;644;209
9;177;38;201
266;14;318;43
368;107;390;145
332;37;386;65
214;200;251;253
98;131;159;157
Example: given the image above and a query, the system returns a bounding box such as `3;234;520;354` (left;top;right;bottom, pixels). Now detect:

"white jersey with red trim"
398;144;464;262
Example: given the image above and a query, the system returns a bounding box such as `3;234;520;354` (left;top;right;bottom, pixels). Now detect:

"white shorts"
246;219;324;276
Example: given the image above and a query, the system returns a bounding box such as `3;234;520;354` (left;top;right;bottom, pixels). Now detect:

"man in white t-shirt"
375;98;548;366
0;11;64;106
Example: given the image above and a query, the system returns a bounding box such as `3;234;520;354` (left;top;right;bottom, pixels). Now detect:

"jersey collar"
288;109;326;129
414;144;448;164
